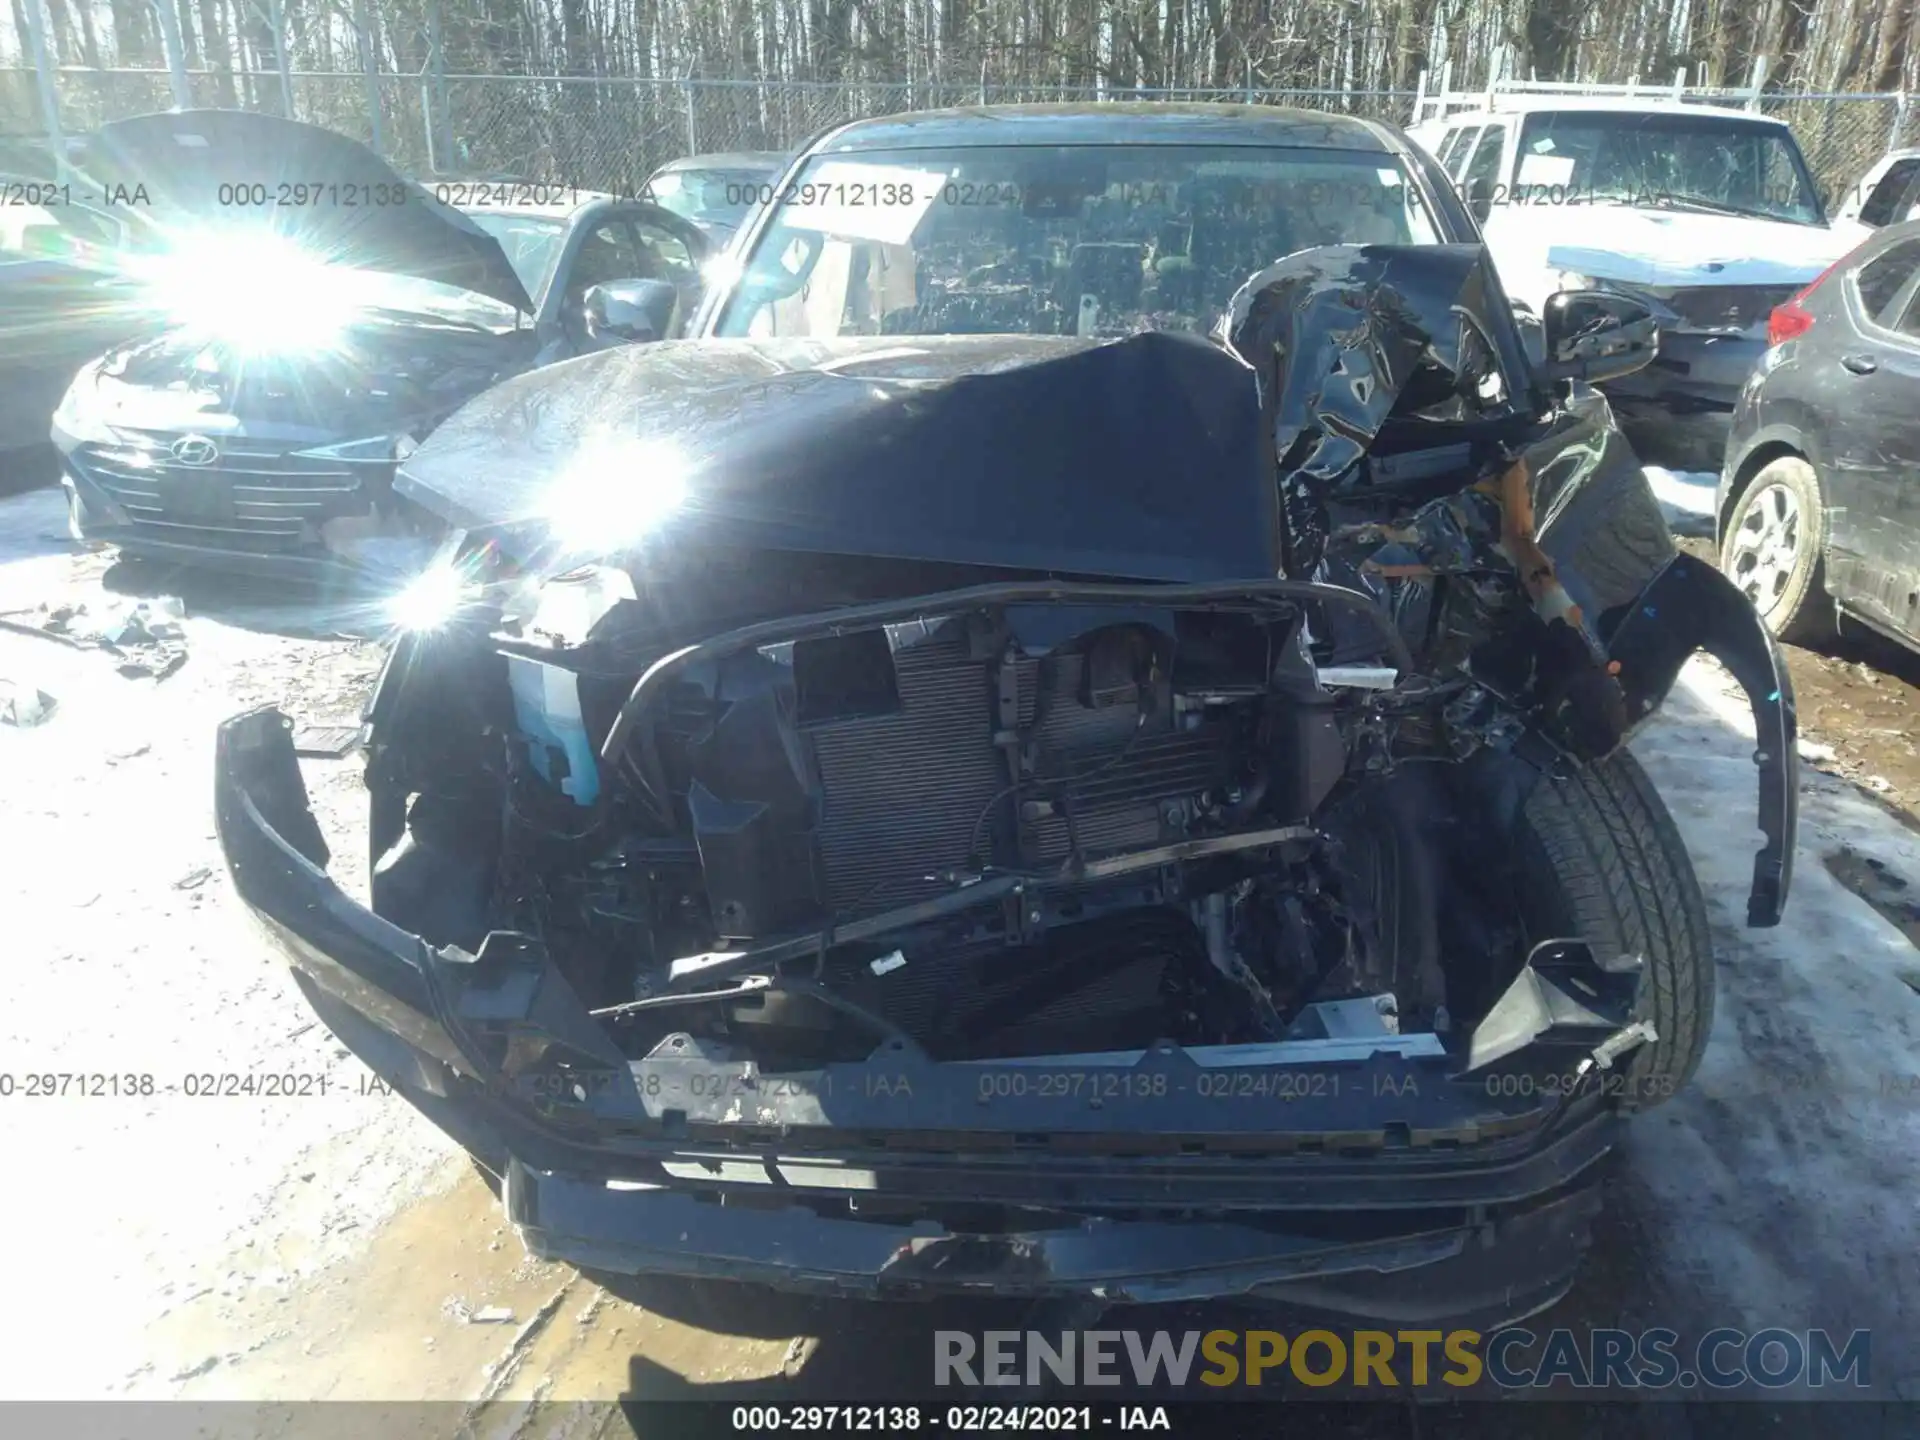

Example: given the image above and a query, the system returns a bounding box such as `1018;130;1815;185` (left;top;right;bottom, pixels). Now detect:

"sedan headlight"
291;434;420;464
49;365;117;446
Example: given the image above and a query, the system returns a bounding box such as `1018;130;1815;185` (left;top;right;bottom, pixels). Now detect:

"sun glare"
127;230;361;355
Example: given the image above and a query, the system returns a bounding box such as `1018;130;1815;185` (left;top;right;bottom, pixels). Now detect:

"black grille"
808;639;1237;914
72;436;374;549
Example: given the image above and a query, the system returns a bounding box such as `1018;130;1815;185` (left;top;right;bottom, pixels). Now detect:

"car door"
1819;235;1920;637
554;218;649;354
1844;155;1920;233
550;207;709;357
623;207;710;321
1435;125;1475;176
1459;123;1508;224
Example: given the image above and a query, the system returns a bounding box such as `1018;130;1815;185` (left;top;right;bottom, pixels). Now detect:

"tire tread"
1518;749;1715;1100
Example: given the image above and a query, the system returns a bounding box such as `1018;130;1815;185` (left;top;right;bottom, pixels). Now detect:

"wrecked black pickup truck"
215;241;1796;1327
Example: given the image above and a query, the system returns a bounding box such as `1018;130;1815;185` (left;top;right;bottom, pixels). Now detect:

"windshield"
650;166;779;227
1514;111;1823;223
469;211;568;299
711;144;1443;339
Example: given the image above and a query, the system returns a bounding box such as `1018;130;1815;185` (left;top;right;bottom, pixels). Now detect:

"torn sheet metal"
1222;243;1525;576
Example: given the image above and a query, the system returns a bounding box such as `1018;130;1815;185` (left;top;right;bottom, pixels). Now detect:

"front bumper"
505;1158;1604;1323
1603;330;1767;415
212;552;1795;1317
61;448;415;583
214;707;1621;1324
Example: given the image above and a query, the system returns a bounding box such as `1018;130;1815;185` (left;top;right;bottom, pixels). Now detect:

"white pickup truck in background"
1410;97;1854;466
1829;146;1920;247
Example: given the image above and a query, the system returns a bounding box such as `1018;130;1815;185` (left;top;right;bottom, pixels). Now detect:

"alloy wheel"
1726;481;1804;619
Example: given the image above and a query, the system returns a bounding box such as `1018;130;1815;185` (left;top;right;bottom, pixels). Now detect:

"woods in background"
5;0;1918;98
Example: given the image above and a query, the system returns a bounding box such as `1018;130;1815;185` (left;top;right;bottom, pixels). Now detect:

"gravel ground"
3;482;1918;1434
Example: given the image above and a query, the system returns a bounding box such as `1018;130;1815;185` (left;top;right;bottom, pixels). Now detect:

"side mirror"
582;278;680;345
1539;289;1658;384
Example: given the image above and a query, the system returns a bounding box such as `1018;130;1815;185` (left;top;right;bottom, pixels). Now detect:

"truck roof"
1422;96;1786;125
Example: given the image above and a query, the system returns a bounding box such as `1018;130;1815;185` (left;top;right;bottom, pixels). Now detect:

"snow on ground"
0;489;463;1398
1627;664;1920;1393
1644;465;1720;539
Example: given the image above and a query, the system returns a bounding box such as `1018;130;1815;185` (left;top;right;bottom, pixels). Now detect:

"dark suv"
1720;217;1920;650
216;106;1795;1327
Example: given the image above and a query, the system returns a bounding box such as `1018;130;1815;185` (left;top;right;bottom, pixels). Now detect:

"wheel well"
1719;441;1806;540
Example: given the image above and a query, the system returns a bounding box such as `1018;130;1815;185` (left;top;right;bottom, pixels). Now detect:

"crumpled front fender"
1605;553;1798;926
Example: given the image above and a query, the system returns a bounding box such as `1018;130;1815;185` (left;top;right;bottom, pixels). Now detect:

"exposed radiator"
810;631;1002;914
808;636;1237;915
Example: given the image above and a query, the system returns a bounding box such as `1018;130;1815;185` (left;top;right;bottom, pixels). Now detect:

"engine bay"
369;550;1582;1078
357;245;1724;1104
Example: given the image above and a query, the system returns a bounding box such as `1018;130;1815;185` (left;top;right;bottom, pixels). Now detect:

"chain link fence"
3;64;1917;208
1753;93;1916;208
0;67;1413;186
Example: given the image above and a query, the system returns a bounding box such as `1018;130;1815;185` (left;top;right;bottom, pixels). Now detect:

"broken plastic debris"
294;724;364;759
100;599;185;646
17;597;189;678
870;950;908;976
0;681;56;727
469;1306;516;1324
1315;665;1399;690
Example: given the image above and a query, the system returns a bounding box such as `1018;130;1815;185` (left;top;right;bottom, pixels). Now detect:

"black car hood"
77;111;532;313
397;331;1280;582
396;243;1537;582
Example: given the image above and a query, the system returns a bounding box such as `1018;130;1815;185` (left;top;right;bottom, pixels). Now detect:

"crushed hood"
1538;208;1852;288
397;243;1537;582
76;110;532;312
397;331;1277;582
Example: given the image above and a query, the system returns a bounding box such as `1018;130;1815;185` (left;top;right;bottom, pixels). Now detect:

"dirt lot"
3;485;1918;1435
1671;534;1920;828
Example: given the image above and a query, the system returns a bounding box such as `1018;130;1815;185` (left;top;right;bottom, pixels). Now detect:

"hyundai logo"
170;435;219;466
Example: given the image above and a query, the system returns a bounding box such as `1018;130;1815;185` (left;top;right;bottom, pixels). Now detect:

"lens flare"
129;231;359;354
544;436;690;554
386;562;478;633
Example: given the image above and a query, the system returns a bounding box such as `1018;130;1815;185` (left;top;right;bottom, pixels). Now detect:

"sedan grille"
70;436;377;550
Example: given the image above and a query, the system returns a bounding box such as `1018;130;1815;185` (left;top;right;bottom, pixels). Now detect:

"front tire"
1720;455;1833;646
1512;749;1716;1105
